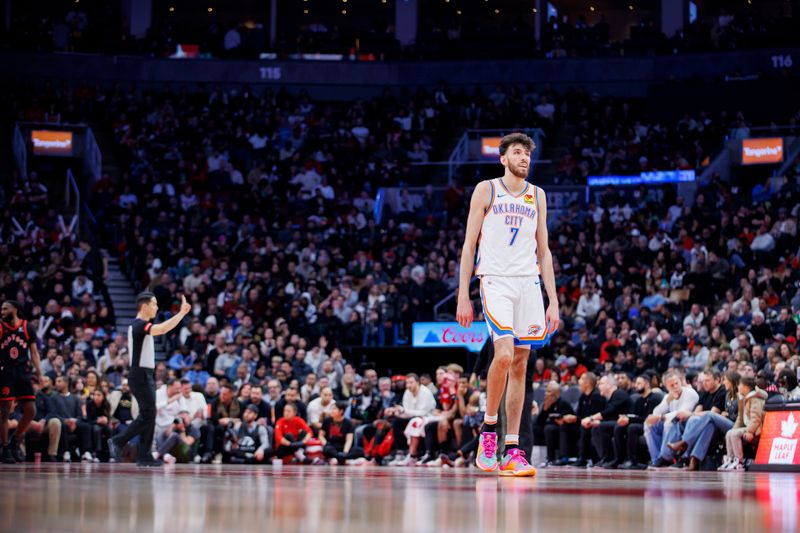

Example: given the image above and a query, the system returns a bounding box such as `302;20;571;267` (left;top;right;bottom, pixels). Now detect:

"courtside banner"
31;130;74;156
412;322;487;352
752;407;800;471
481;137;502;158
742;138;784;165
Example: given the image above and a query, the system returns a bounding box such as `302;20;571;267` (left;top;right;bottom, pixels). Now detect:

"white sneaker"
717;456;732;471
294;449;306;462
329;458;339;466
454;457;466;468
63;452;71;463
395;454;415;466
92;455;100;463
82;451;93;463
426;457;444;467
163;453;177;465
212;453;223;464
347;457;368;466
728;457;744;471
193;455;202;464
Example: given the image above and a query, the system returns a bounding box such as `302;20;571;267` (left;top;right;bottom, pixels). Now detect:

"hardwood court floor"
0;463;797;533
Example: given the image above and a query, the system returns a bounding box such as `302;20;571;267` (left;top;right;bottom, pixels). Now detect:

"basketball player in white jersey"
456;132;559;476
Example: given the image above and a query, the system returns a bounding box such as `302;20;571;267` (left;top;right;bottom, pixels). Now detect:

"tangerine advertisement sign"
481;137;502;158
31;130;74;156
754;410;800;466
742;138;784;165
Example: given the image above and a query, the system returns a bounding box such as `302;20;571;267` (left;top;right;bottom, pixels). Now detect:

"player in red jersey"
0;301;43;463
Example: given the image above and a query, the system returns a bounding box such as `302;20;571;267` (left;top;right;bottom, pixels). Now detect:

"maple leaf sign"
781;413;798;439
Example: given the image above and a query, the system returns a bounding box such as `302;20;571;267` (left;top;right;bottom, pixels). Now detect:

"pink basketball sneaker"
499;449;537;477
476;432;499;472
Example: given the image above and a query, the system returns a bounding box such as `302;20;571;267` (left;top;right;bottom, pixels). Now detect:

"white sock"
504;434;520;446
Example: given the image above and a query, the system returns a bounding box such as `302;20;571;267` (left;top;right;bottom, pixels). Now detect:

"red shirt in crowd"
275;416;312;444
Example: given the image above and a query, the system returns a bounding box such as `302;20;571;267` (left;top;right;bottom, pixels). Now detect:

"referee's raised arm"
149;295;192;336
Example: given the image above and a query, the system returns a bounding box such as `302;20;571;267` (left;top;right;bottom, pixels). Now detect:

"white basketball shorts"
479;275;553;348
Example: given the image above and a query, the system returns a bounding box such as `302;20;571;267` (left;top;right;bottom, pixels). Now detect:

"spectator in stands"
226;404;270;464
555;372;604;467
644;370;700;468
154;410;200;464
721;377;767;471
243;386;271;426
320;401;363;465
589;375;632;467
616;373;664;470
206;383;242;464
109;378;137;436
84;389;112;462
307;386;336;432
48;376;92;462
535;381;576;466
387;373;436;466
275;403;312;463
667;370;740;470
778;369;800;402
25;378;61;462
155;378;183;445
274;386;308;423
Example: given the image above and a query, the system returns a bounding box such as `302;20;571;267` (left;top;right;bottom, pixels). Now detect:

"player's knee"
494;352;513;368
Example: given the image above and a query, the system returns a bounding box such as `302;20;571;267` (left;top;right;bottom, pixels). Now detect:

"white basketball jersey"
475;178;540;277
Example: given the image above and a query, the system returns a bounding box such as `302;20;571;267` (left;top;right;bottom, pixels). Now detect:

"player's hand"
180;294;191;315
456;295;473;329
545;303;560;334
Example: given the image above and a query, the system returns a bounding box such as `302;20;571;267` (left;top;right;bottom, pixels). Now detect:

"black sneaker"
108;438;122;463
1;445;15;464
136;458;164;467
569;459;589;468
43;454;58;463
552;457;572;467
9;438;25;462
648;457;673;469
601;460;619;470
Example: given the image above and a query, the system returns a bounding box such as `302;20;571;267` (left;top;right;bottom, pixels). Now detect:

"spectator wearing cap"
644;370;699;468
587;375;632;467
226;404;270;464
154;410;200;464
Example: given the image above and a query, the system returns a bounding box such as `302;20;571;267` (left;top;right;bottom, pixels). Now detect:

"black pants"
323;443;365;462
578;425;596;461
112;368;155;461
544;423;579;461
613;423;644;464
204;424;229;456
391;417;411;452
591;421;618;462
61;420;93;455
519;383;534;457
90;423;112;453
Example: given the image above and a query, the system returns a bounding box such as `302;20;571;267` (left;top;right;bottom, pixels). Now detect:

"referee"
109;291;190;466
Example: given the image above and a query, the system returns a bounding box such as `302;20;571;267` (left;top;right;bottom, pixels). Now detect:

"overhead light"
304;9;309;14
628;4;634;10
456;9;462;15
589;6;595;11
342;0;347;3
342;8;347;14
494;9;500;14
169;6;175;12
533;8;538;13
207;7;213;13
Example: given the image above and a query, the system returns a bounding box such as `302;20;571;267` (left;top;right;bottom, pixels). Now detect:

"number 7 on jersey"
509;227;519;246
